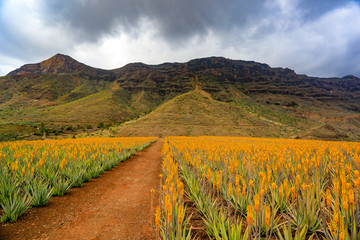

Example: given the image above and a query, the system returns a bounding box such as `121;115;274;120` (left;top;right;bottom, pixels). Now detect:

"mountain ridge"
6;53;359;80
1;54;360;141
6;53;359;79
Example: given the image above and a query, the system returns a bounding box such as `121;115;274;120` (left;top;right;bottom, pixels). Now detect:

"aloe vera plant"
52;173;73;196
25;178;53;206
0;187;31;223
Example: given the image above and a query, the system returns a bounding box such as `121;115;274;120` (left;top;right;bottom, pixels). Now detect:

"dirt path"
0;139;163;240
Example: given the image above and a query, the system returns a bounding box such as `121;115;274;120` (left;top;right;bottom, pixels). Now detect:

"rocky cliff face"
112;57;298;96
112;57;360;112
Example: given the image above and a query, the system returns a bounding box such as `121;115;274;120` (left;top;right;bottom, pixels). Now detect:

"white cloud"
0;55;23;76
71;19;229;69
0;0;76;74
226;2;360;77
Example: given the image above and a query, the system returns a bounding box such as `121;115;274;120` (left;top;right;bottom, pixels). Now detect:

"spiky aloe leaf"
0;189;31;223
25;178;53;206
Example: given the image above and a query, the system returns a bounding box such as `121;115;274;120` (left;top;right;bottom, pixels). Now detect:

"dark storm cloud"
43;0;352;43
43;0;265;43
45;0;145;40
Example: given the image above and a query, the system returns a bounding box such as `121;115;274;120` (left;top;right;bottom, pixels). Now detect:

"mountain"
1;54;359;141
7;54;87;75
7;53;115;80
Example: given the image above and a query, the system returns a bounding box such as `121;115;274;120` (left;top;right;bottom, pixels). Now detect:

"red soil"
0;139;163;240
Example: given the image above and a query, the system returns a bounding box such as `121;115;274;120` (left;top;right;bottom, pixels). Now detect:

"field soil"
0;139;163;240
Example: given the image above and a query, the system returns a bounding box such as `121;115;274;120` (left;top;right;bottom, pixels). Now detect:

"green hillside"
92;89;314;138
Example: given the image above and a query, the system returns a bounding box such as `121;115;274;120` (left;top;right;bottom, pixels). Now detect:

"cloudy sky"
0;0;360;77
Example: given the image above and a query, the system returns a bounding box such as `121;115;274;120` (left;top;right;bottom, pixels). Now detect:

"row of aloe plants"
159;136;360;240
0;137;157;222
152;139;191;240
